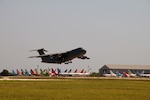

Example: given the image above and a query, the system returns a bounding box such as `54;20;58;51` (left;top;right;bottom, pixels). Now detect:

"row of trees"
0;69;12;76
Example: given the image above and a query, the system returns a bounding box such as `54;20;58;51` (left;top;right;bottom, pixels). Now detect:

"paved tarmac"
0;76;150;81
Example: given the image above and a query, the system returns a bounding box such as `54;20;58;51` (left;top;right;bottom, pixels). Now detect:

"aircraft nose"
82;49;86;54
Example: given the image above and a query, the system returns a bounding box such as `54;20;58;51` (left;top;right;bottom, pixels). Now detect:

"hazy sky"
0;0;150;72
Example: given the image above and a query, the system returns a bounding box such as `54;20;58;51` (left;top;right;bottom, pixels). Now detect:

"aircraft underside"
29;47;89;64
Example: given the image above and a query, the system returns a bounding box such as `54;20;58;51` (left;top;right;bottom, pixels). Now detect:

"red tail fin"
52;68;57;75
80;69;84;73
16;69;21;75
74;69;78;73
123;71;128;77
30;69;37;75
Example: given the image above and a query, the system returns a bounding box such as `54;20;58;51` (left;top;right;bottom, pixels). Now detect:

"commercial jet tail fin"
74;69;78;73
51;68;57;75
128;70;131;74
25;69;31;75
110;70;113;74
12;70;17;76
64;69;68;73
57;68;61;74
68;69;72;73
123;71;129;77
30;69;37;76
16;69;21;75
80;69;84;73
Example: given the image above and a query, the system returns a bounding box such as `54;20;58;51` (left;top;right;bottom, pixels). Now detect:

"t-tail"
29;48;48;62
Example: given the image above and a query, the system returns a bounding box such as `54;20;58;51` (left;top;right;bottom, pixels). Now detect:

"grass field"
0;78;150;100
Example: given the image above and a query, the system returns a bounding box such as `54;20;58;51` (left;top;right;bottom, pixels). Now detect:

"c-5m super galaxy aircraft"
29;47;89;64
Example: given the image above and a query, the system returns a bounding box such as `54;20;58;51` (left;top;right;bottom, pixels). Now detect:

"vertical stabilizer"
80;69;84;73
29;48;48;62
74;69;77;73
68;69;72;73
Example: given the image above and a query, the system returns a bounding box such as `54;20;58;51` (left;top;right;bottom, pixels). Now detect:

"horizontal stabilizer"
29;48;48;52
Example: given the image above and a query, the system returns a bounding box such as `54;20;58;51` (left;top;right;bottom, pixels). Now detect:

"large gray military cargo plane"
29;47;89;64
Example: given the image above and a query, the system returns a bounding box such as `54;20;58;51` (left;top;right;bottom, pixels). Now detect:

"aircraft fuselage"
29;47;89;64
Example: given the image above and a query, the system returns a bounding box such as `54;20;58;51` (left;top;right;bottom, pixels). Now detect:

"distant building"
99;64;150;76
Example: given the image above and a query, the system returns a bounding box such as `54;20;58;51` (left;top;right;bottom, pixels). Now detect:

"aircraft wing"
29;53;63;58
78;56;90;59
28;55;45;58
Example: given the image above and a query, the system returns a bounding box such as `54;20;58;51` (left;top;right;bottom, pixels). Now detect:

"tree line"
0;69;12;76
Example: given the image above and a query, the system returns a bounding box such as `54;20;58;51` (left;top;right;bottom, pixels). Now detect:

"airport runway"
0;76;150;81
